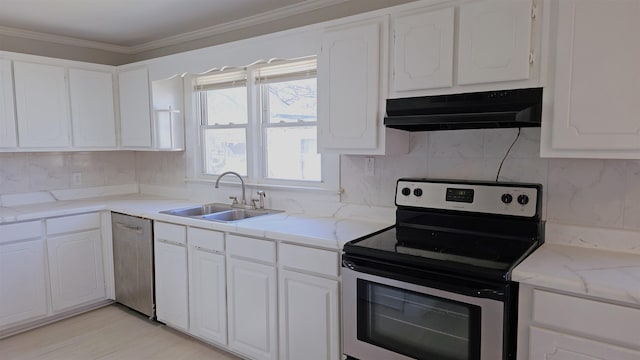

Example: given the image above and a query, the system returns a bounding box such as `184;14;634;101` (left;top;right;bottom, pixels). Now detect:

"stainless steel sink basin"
160;203;283;222
160;203;233;217
201;209;283;222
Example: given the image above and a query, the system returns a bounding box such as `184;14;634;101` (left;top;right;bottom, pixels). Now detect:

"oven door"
342;266;504;360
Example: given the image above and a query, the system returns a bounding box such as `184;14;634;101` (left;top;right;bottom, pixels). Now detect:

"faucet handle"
251;199;260;209
229;196;238;205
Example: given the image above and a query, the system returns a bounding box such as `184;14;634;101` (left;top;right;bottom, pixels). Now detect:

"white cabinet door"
188;246;226;345
155;239;189;331
0;238;47;328
392;7;455;91
14;61;70;148
279;269;340;360
227;257;277;360
0;59;17;148
47;230;106;312
69;68;117;148
118;67;152;148
529;327;640;360
547;0;640;153
457;0;532;85
318;19;382;151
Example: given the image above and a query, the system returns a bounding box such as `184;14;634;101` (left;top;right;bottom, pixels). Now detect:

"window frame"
192;58;339;192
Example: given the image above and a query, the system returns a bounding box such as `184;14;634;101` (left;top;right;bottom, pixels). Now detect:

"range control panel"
396;179;540;217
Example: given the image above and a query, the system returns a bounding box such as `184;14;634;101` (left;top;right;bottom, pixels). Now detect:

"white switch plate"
364;157;375;177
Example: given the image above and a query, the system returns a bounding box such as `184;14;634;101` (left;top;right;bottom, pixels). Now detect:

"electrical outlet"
72;173;82;186
364;157;375;177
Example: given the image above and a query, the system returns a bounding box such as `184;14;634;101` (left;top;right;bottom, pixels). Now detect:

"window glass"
265;126;320;181
203;128;247;176
205;87;248;125
265;78;317;124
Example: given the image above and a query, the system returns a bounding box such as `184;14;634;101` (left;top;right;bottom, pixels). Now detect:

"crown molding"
0;0;348;56
128;0;348;53
0;25;133;54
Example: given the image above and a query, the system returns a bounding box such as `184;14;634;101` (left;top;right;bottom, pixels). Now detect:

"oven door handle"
343;259;506;300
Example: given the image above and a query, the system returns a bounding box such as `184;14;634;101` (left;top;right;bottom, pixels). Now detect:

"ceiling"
0;0;345;49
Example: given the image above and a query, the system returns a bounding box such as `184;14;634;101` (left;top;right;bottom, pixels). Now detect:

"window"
195;58;337;189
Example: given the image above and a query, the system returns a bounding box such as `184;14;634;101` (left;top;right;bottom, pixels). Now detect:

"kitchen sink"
201;209;282;222
160;203;283;222
160;203;234;217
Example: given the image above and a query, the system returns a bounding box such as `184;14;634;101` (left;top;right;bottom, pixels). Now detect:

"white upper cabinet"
118;67;152;148
541;0;640;158
457;0;533;85
318;17;409;155
152;76;184;150
0;59;17;149
392;7;455;91
14;61;70;148
69;68;117;148
319;19;381;151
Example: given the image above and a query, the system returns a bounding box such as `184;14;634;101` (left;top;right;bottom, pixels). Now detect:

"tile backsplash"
0;152;136;193
341;128;640;231
1;128;639;232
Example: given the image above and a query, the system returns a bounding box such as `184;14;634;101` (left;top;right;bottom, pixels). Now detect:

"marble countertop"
0;193;393;250
513;243;640;307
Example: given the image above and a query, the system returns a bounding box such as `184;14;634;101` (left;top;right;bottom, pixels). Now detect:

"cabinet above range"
389;0;542;98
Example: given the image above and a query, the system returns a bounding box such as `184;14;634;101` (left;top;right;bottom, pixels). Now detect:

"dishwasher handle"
115;222;144;234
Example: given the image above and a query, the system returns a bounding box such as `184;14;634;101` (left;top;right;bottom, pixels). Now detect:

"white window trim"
185;58;340;193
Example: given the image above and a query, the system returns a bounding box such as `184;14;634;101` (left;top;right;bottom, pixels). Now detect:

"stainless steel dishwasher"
111;212;155;318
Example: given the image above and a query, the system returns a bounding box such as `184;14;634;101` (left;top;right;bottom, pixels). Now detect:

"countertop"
0;192;393;250
513;241;640;307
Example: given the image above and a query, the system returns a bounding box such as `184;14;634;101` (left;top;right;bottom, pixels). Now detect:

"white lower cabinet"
188;227;226;345
518;285;640;359
46;213;105;313
154;222;189;331
227;257;278;360
278;269;340;360
47;230;106;312
530;327;640;360
0;221;47;329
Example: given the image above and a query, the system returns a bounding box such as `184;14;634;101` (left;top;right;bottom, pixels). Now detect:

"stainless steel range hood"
384;88;543;132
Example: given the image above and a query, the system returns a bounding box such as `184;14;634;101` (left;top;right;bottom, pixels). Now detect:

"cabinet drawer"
279;243;339;277
188;227;224;253
154;222;186;245
533;289;640;347
46;213;100;235
0;221;41;244
227;234;275;264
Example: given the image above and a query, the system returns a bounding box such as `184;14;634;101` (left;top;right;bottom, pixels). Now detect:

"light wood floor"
0;305;242;360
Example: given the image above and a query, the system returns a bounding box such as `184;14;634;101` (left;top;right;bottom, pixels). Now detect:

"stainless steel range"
342;178;544;360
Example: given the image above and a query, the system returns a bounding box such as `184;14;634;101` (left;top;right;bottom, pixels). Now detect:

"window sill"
185;178;342;195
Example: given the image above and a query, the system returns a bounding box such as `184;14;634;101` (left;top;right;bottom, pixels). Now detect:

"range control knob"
517;194;530;205
401;187;411;196
413;188;423;197
501;193;513;204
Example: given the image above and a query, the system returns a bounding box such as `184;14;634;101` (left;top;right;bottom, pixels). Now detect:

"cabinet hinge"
531;3;537;19
529;51;535;65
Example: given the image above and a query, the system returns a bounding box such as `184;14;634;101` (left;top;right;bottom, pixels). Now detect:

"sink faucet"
214;171;246;207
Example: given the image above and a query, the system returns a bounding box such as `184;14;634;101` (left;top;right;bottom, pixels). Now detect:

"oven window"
356;280;481;360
